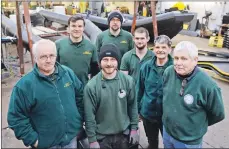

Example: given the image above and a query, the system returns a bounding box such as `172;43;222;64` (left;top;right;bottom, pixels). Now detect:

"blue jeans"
163;127;202;149
50;137;77;148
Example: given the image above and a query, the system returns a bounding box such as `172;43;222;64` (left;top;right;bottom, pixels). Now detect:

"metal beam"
23;1;34;66
151;1;158;39
131;1;138;35
16;1;25;75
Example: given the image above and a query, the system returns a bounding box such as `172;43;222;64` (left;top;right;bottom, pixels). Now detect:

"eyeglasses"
39;54;57;61
180;79;187;96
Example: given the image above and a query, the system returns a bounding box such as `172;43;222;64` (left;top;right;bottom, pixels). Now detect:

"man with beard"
96;10;134;59
162;41;225;148
56;15;99;86
84;43;139;149
120;27;154;83
136;35;173;149
7;39;84;148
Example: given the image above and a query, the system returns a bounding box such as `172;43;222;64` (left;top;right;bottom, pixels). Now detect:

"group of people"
7;10;225;149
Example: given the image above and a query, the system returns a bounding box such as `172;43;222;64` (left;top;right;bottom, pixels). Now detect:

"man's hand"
90;141;100;149
33;140;38;148
129;130;139;145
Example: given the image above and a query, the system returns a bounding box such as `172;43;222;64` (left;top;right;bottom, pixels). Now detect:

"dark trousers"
142;117;163;149
98;133;129;149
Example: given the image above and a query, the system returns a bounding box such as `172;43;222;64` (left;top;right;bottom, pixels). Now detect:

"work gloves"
90;141;100;149
129;130;139;145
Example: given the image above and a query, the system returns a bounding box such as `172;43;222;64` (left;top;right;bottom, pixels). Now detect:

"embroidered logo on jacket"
184;94;194;105
83;51;92;55
118;89;126;98
64;82;71;87
120;40;127;44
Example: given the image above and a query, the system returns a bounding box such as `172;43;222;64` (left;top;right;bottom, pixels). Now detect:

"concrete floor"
1;34;229;148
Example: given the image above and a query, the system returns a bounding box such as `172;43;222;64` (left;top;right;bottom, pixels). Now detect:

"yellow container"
208;36;224;48
183;24;189;30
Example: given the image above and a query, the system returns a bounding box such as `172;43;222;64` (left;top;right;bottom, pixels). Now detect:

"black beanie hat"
99;43;121;65
108;11;123;25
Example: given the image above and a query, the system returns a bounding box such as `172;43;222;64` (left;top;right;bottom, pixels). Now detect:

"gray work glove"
89;141;100;149
129;130;139;145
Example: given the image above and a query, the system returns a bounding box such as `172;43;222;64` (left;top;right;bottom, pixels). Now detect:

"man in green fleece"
163;41;225;148
7;39;84;148
120;27;154;83
96;10;134;59
56;15;99;86
84;43;139;149
136;35;173;149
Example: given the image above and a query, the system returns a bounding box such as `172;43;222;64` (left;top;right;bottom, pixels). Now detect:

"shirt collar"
100;70;119;81
68;36;85;46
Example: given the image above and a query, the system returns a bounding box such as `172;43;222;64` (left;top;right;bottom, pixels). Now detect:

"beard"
135;44;146;50
102;66;117;75
110;25;120;32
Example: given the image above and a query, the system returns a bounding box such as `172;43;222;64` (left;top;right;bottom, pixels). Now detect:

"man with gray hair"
136;35;173;149
162;41;225;148
7;39;84;148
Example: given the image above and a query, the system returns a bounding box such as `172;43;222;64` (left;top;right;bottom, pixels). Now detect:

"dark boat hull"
81;11;194;41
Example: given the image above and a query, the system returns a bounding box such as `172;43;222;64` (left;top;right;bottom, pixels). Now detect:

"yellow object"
72;8;76;14
183;24;189;30
201;68;229;83
198;62;229;77
79;2;86;13
208;36;224;48
143;7;147;17
172;2;186;10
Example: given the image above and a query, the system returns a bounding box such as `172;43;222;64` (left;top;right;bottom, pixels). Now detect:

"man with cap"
56;15;99;86
84;43;139;149
96;10;134;59
136;35;173;149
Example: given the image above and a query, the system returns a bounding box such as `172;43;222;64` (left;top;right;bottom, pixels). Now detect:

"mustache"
105;65;115;68
156;51;165;54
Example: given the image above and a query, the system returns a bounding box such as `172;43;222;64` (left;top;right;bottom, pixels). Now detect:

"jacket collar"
33;62;66;80
149;54;173;69
176;66;199;81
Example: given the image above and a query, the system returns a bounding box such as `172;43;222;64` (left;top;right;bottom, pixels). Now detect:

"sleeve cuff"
88;136;97;143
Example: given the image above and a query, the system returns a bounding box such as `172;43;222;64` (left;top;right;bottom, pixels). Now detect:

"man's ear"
147;36;150;42
194;56;198;63
168;47;172;54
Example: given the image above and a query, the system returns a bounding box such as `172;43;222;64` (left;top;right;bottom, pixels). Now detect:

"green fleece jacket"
84;71;138;143
136;55;173;120
162;66;225;145
7;63;84;148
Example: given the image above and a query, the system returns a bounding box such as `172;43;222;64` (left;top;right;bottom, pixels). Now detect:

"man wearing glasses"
56;15;99;86
162;41;225;148
136;35;173;149
7;39;84;148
